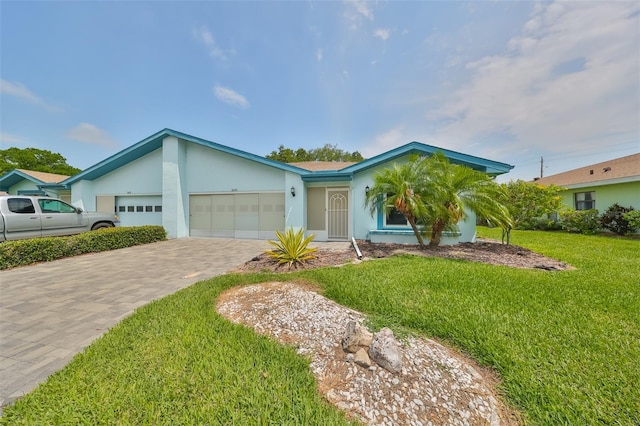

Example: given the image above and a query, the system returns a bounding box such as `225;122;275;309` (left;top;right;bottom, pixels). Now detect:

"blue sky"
1;1;638;182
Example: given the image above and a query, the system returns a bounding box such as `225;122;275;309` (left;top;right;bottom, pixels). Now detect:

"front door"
327;189;349;240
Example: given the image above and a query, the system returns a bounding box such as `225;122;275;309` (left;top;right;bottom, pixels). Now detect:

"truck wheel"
91;223;114;231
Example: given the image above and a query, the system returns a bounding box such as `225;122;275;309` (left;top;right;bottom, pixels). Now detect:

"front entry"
327;189;349;239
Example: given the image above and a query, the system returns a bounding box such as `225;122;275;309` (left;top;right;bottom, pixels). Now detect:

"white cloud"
213;85;250;109
0;79;63;112
362;127;405;158
65;123;119;148
429;2;640;159
374;28;390;41
343;0;374;30
316;48;323;62
192;26;229;60
0;132;27;145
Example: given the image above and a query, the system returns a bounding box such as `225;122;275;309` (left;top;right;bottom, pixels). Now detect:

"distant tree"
266;144;364;163
501;180;565;230
0;147;81;176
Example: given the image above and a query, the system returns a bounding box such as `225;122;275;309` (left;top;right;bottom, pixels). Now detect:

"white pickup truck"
0;195;119;241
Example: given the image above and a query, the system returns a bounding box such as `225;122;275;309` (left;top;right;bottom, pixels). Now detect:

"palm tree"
364;156;430;248
420;153;513;247
365;153;512;248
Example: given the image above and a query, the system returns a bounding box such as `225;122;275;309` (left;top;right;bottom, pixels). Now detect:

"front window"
575;191;595;210
384;207;408;227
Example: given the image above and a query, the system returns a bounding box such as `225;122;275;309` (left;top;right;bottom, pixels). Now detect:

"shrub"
600;204;635;235
0;226;167;270
623;210;640;233
533;217;563;231
266;227;317;269
501;180;565;230
560;209;600;234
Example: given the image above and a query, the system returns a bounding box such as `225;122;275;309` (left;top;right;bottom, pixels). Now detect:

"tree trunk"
407;216;426;249
429;219;445;247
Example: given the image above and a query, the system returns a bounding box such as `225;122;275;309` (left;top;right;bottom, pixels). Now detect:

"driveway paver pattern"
0;238;270;409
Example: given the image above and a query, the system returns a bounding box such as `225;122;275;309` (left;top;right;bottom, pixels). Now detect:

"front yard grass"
2;229;639;425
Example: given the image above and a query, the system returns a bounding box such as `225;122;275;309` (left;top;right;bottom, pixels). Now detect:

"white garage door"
115;196;163;227
189;193;284;239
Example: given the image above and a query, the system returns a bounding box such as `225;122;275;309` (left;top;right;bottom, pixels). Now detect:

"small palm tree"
364;156;430;248
365;153;513;248
420;153;513;247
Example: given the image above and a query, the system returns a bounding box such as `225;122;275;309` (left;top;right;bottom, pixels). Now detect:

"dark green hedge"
0;226;167;270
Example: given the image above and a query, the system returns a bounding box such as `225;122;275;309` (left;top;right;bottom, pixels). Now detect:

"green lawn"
2;229;639;425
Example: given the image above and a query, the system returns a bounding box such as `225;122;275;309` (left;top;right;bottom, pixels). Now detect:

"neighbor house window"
575;191;595;210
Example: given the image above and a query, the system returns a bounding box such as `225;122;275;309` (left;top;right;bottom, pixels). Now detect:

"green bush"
600;203;635;235
0;226;167;270
265;227;317;269
533;217;563;231
560;209;600;234
622;210;640;233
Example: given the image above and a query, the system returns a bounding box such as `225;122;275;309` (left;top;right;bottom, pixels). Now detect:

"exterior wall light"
290;186;296;197
365;185;370;195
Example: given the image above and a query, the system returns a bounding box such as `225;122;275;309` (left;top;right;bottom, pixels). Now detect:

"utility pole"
540;156;544;179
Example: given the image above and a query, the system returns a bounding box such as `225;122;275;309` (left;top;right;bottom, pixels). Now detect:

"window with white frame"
384;207;409;227
575;191;595;210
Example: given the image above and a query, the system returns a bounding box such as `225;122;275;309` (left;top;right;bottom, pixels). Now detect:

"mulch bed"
234;239;573;273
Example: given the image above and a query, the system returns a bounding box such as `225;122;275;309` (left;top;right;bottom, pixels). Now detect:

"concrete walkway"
0;238;273;409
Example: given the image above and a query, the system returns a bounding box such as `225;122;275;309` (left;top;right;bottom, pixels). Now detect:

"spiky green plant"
266;227;318;269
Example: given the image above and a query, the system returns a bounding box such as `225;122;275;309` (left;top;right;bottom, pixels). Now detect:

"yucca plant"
266;227;318;269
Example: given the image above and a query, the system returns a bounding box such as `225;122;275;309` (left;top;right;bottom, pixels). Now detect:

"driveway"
0;238;270;409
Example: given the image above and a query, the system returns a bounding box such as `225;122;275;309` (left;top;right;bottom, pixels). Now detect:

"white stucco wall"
185;144;285;193
92;150;163;197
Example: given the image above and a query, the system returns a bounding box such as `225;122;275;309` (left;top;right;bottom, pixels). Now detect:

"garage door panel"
116;196;162;227
189;193;284;239
259;193;285;232
211;195;234;236
234;194;259;232
189;195;212;237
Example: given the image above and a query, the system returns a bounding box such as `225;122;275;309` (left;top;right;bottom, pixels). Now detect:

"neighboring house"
0;169;71;201
535;153;640;212
63;128;513;244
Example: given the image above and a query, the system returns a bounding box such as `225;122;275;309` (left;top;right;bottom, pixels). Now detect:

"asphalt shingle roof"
534;153;640;187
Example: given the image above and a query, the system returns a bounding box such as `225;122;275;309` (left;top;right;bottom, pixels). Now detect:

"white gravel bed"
216;282;515;426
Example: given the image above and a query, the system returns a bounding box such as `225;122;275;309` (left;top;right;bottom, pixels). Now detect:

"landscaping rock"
368;327;403;374
342;320;373;353
354;348;372;368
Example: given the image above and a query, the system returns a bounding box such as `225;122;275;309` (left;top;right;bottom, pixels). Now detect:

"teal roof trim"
0;169;45;191
64;129;308;185
62;130;513;186
339;142;514;176
301;172;352;182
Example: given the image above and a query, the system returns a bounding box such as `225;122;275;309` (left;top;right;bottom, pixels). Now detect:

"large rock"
354;348;372;368
342;321;373;353
368;327;403;374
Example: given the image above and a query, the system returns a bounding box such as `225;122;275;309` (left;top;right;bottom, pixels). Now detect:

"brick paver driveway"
0;238;270;409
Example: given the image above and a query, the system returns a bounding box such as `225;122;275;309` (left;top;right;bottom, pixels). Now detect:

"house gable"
63;128;307;186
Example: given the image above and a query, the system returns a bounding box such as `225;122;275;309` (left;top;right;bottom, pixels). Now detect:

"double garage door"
189;193;285;239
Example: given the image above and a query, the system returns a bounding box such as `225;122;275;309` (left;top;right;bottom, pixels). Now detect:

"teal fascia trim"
301;172;353;182
339;142;514;176
17;189;46;195
0;169;45;191
64;128;309;185
369;229;461;237
40;183;68;190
